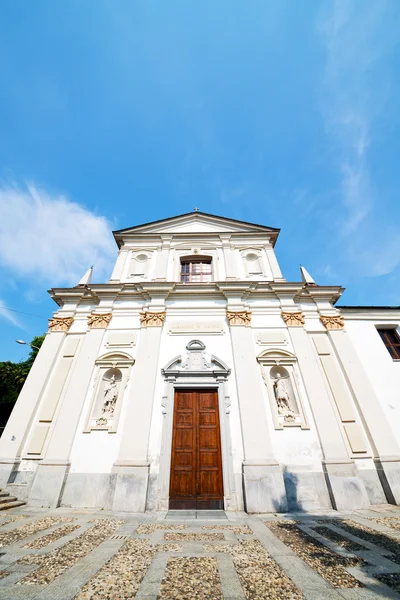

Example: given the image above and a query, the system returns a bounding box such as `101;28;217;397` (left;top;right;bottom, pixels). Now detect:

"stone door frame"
157;340;239;511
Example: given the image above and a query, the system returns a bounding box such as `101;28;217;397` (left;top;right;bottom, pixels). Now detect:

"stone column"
29;313;111;507
112;311;166;512
326;322;400;504
285;312;370;510
0;317;73;486
227;309;287;513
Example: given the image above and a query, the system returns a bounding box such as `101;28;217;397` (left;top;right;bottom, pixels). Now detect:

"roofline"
338;306;400;310
112;211;280;235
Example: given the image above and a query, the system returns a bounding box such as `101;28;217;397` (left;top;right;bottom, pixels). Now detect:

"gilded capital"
48;316;74;332
140;311;166;327
226;309;252;327
320;315;345;330
87;313;112;329
281;311;305;327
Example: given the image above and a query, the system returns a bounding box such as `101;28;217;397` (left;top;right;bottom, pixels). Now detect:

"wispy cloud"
0;182;115;287
0;298;23;328
318;0;400;278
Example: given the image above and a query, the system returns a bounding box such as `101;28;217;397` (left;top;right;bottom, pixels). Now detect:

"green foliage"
0;335;45;407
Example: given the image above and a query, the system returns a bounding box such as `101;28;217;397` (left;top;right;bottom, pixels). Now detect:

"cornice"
297;285;345;304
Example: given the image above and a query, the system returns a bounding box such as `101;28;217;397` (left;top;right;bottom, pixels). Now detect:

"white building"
1;211;400;513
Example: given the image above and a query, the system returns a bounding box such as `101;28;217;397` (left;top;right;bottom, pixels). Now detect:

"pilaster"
112;311;166;512
154;236;172;280
287;317;370;510
29;322;107;507
0;331;67;486
328;327;400;504
227;308;287;512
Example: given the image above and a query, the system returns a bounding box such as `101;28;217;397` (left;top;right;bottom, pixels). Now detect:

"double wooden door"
169;389;224;510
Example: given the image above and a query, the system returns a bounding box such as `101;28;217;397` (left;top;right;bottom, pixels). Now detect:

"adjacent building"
1;211;399;513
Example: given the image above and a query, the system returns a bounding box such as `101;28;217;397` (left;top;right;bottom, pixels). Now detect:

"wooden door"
169;389;224;510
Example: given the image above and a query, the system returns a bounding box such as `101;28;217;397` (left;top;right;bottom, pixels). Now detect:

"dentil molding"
281;311;305;327
48;316;74;332
87;313;112;329
140;311;166;327
226;309;252;327
320;315;345;330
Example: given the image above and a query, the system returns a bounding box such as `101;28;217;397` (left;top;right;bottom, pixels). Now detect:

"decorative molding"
320;315;345;330
281;311;305;327
48;316;74;332
140;311;166;327
87;313;112;329
226;309;251;327
257;349;309;430
168;320;224;335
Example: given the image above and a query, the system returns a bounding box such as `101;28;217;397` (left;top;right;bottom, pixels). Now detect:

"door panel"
169;389;223;510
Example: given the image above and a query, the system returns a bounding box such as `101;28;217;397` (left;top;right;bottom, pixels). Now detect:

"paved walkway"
0;504;399;599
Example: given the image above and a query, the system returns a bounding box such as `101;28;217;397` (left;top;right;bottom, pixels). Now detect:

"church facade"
1;211;400;513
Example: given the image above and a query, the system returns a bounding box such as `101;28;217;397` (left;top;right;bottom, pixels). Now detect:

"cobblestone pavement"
0;504;399;599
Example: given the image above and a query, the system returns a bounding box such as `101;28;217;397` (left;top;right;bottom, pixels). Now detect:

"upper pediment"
113;212;279;245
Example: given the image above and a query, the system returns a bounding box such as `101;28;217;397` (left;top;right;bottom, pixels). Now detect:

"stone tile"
330;519;400;560
75;539;155;600
23;524;80;549
164;532;224;542
370;517;400;533
375;573;400;594
312;525;369;552
0;517;74;547
266;521;364;588
202;525;252;535
18;518;124;585
206;539;303;599
136;524;187;534
159;557;223;599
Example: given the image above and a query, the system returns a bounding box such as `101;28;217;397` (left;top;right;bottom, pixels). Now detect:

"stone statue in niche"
273;373;295;422
102;375;118;417
96;374;120;426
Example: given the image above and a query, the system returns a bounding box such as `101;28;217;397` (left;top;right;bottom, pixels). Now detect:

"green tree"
0;335;45;427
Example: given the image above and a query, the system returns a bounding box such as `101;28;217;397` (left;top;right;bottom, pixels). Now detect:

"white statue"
274;374;293;416
102;375;118;418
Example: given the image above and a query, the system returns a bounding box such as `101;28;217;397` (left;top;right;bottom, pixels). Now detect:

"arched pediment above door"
161;340;230;381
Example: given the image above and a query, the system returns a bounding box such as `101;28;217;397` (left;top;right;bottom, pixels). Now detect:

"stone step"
0;492;10;498
0;496;17;504
0;501;26;511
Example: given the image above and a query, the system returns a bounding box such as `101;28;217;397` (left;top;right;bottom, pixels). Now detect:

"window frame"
180;256;213;283
377;327;400;360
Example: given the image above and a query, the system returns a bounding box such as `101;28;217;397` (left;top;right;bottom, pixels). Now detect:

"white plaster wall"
345;319;400;445
67;327;139;474
249;310;325;469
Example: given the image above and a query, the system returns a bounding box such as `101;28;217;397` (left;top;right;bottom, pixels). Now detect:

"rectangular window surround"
180;259;212;283
377;327;400;360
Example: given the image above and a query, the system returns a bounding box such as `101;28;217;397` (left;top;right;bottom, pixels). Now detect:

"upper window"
377;328;400;359
180;257;212;283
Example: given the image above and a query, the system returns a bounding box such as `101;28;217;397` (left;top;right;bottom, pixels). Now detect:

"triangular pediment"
114;212;279;238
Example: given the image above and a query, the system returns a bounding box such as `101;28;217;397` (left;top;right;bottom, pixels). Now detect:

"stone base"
357;462;387;505
375;458;400;505
61;473;116;510
0;460;18;488
323;460;370;510
28;461;69;508
112;463;149;512
243;462;287;513
283;467;332;511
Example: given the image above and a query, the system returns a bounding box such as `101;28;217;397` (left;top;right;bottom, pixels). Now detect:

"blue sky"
1;0;400;361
